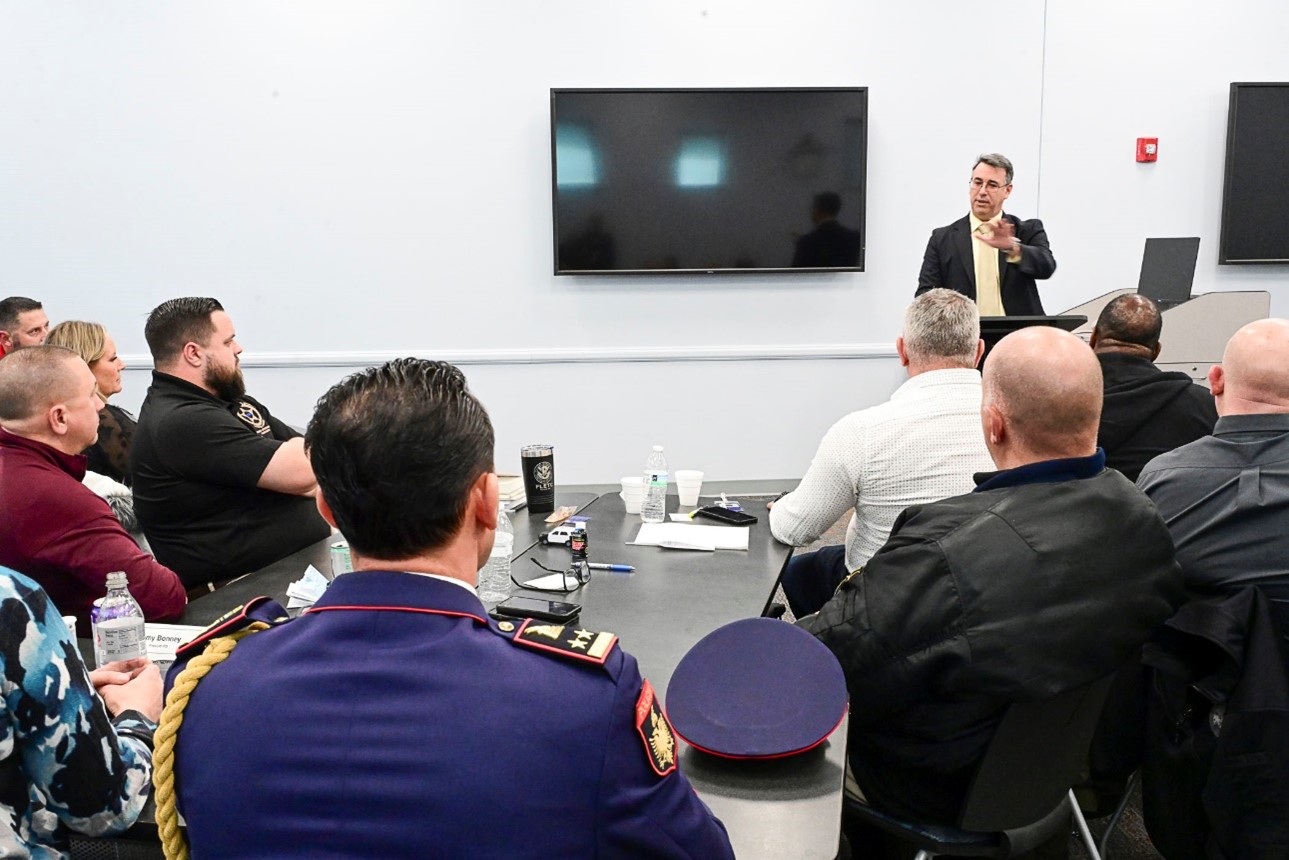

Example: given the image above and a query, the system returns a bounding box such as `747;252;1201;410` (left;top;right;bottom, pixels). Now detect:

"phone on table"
694;505;759;526
493;596;581;623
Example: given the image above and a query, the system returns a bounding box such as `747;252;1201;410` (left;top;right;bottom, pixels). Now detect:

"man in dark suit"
793;191;862;267
916;153;1056;315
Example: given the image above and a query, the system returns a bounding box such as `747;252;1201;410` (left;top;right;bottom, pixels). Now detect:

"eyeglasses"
512;557;590;594
970;178;1010;192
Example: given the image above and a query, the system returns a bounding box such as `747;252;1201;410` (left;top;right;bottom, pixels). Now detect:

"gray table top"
179;491;599;625
510;487;845;860
512;489;787;699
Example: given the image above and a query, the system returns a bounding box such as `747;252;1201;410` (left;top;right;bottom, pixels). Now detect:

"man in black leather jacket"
800;326;1184;824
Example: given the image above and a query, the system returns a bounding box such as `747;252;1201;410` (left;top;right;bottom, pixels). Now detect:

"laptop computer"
1137;237;1200;310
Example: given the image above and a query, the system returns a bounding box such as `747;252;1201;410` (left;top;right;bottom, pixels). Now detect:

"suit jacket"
916;213;1056;315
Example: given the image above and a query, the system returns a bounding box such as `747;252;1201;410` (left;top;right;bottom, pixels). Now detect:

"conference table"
80;485;848;860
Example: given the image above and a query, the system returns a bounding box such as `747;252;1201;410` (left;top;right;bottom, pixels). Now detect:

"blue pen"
587;563;635;573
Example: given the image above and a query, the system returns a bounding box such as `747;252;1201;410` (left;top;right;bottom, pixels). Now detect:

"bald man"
1139;318;1289;593
0;346;187;625
800;327;1182;825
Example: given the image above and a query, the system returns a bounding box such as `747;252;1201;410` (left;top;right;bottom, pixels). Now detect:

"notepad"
630;523;750;551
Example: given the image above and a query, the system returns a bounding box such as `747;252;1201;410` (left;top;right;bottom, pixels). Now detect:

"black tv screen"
1220;83;1289;264
551;88;868;275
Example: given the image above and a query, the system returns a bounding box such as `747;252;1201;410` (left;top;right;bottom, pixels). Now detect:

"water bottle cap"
653;445;664;452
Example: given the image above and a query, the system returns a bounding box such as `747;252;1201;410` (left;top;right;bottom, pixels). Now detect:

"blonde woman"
46;321;134;486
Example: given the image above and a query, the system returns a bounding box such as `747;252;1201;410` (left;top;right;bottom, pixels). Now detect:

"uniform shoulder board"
175;596;291;661
509;618;618;666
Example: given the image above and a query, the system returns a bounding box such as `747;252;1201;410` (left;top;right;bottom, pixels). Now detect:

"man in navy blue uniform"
164;358;733;858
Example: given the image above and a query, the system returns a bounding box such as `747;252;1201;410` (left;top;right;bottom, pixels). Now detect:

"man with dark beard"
132;298;329;592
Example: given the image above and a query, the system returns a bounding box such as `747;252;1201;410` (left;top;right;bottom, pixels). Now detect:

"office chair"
843;674;1114;860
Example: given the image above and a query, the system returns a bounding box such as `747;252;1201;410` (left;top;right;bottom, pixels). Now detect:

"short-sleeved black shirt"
131;372;329;587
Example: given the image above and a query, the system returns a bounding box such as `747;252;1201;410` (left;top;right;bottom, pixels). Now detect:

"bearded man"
132;298;329;591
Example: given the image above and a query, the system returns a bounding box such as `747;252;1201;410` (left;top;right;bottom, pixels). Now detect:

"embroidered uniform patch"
635;679;677;777
234;400;271;436
512;620;617;665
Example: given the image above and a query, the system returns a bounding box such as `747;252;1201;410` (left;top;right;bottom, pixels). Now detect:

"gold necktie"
974;223;1005;316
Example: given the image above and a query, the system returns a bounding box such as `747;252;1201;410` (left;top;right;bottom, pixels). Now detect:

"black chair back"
959;674;1115;833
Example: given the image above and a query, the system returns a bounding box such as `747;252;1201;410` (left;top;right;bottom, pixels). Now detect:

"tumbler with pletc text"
520;445;556;512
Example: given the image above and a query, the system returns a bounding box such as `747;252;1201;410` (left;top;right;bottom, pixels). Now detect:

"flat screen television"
1219;83;1289;264
550;87;868;275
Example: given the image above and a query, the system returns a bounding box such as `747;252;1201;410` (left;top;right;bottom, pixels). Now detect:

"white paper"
286;564;329;605
630;523;750;551
522;572;572;589
143;624;207;663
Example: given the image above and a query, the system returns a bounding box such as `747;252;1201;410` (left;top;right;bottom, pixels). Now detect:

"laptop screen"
1137;237;1200;306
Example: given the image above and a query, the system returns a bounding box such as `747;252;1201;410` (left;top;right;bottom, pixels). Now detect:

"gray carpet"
778;513;1164;860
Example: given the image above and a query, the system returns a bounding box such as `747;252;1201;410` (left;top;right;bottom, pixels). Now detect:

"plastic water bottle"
93;571;147;664
641;445;669;523
479;504;514;607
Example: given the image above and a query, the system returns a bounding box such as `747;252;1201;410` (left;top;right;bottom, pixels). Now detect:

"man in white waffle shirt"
770;289;994;617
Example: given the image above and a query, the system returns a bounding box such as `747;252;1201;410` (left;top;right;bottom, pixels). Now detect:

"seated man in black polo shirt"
131;298;330;590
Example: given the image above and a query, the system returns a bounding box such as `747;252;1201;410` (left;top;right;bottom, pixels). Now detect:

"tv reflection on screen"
551;88;867;275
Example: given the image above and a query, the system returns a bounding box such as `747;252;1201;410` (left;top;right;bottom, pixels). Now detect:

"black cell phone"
695;505;758;526
493;596;581;623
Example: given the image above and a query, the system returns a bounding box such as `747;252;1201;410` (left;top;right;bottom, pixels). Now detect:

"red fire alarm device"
1137;138;1159;162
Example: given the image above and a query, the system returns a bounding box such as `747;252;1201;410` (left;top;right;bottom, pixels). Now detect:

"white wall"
3;1;1286;481
1038;0;1289;315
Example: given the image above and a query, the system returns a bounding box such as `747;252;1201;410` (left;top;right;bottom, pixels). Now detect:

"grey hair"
903;289;981;367
974;153;1014;185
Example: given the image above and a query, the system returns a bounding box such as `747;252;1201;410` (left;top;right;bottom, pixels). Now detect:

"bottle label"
98;617;146;662
646;470;668;488
491;533;515;558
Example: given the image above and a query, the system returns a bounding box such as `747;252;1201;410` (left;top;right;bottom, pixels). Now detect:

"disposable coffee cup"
521;445;556;513
620;476;644;514
675;469;704;507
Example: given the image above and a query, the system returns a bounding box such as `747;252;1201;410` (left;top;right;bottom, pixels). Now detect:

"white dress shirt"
770;368;995;572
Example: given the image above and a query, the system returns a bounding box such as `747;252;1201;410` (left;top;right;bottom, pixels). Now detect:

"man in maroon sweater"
0;346;186;625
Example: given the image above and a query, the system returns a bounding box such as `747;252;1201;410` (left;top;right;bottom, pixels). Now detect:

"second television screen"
552;88;868;275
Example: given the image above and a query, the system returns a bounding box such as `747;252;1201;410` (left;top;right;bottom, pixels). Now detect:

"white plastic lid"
653;444;664;452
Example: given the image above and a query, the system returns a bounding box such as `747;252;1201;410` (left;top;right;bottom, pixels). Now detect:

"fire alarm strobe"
1137;138;1159;163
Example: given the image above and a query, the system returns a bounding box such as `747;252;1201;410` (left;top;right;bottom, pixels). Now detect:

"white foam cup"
675;470;704;506
620;476;644;514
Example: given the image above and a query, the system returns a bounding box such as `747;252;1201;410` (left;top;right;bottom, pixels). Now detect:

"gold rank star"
569;628;595;650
